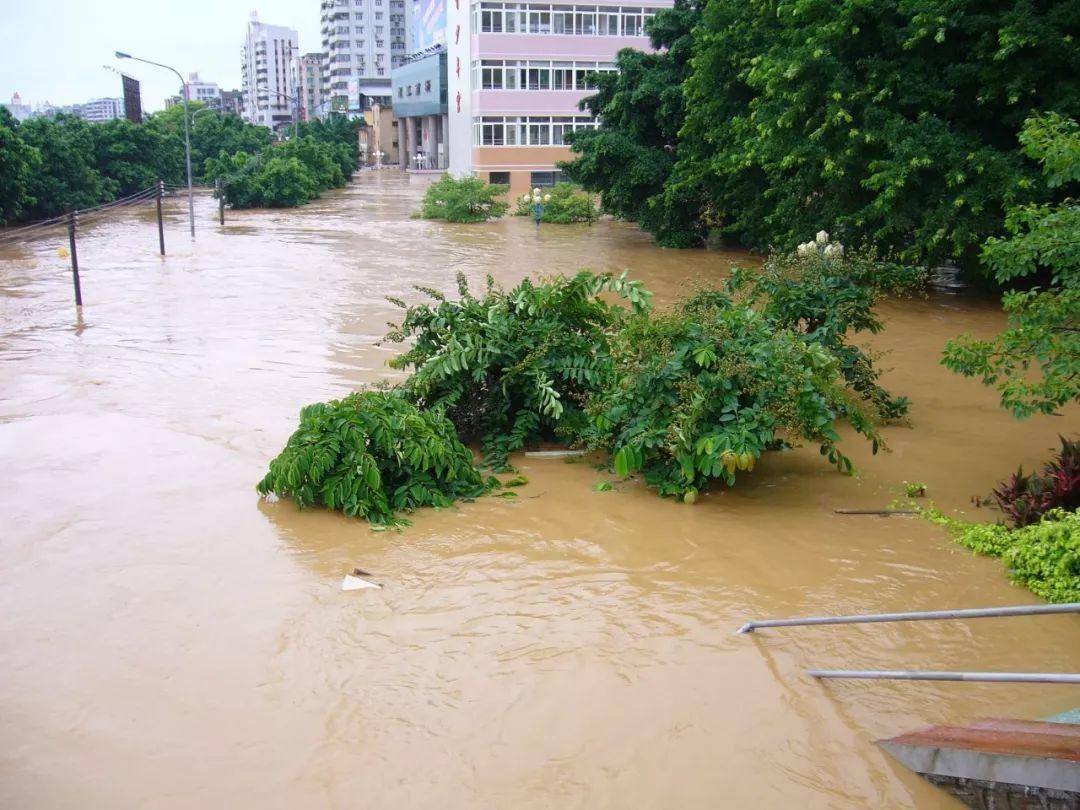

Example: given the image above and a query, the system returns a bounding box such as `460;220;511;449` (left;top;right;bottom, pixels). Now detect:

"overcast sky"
2;2;321;111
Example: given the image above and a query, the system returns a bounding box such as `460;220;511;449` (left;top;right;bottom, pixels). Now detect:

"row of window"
489;169;565;186
474;2;658;36
474;59;615;91
473;115;598;146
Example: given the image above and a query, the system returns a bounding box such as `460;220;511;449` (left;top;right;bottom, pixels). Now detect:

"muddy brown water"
1;173;1077;809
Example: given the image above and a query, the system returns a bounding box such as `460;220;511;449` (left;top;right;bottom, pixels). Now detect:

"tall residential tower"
241;15;300;130
320;0;414;113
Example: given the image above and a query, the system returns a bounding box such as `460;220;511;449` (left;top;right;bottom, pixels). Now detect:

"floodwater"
0;172;1077;809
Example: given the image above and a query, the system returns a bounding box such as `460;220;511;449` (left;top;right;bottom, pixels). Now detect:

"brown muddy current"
1;173;1077;809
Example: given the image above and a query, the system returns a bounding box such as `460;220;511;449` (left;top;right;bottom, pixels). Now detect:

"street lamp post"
115;51;195;238
525;187;551;229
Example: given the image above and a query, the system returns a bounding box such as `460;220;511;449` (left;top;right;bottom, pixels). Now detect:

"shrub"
732;237;926;419
582;290;883;500
513;183;599;224
993;436;1080;527
924;508;1079;604
207;138;353;209
384;271;652;469
420;175;509;222
256;390;494;526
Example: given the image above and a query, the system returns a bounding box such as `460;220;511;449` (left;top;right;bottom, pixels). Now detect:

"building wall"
321;0;414;111
447;0;669;185
241;17;299;130
291;53;325;120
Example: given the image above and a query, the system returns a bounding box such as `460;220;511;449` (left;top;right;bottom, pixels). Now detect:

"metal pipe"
156;180;165;255
66;207;82;307
809;670;1080;684
737;603;1080;634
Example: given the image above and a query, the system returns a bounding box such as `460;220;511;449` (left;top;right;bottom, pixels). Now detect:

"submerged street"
1;173;1077;808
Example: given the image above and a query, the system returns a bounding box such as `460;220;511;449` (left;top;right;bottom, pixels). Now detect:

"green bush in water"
923;508;1080;603
513;183;599;224
385;270;652;469
256;390;494;526
582;288;884;501
419;175;509;223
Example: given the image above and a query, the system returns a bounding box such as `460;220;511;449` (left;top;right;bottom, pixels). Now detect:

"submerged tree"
943;113;1080;417
559;0;703;246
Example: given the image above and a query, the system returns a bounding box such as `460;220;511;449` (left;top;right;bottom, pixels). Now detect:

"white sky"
2;1;322;111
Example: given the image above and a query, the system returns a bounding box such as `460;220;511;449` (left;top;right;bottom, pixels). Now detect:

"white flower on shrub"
796;232;844;259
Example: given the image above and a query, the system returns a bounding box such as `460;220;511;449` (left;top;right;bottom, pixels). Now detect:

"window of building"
477;2;655;37
473;114;597;146
489;171;511;185
530;170;564;186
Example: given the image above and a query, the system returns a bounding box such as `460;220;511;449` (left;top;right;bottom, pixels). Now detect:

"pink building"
442;1;671;190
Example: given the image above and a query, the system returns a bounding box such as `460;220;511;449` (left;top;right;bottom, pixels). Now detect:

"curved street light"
523;187;551;229
115;51;194;238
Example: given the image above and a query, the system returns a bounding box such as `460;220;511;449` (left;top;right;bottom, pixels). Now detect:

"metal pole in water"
737;603;1080;634
809;670;1080;684
66;206;83;307
156;180;165;255
217;178;224;225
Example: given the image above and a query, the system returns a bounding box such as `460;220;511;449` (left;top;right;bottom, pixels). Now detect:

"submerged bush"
256;390;494;526
513;183;599;224
583;291;883;500
420;175;509;223
992;436;1080;527
733;236;926;420
385;271;652;469
924;508;1079;603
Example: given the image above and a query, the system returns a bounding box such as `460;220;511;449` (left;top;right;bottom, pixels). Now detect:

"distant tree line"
0;103;363;224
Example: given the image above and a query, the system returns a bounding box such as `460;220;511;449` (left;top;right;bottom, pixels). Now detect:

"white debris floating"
341;574;382;591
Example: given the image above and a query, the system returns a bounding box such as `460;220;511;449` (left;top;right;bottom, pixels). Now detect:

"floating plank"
834;508;918;515
879;718;1080;807
524;450;585;458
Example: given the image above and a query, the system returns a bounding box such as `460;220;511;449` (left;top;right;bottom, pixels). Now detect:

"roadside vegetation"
0;103;360;222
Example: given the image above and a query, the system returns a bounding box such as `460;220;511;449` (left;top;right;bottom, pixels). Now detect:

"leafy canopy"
942;113;1080;417
513;183;599;224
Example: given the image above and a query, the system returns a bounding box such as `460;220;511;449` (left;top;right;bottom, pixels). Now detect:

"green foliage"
568;1;1080;262
206;137;352;209
0;108;40;224
923;508;1080;603
583;287;884;499
256;390;493;526
190;112;273;177
733;239;926;419
419;175;510;222
17;115;117;219
903;481;928;498
943;114;1079;417
560;0;702;246
384;270;652;469
513;184;599;223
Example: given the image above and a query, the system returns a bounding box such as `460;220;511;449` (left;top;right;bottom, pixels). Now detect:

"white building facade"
320;0;414;113
79;97;125;122
241;15;300;130
444;0;669;189
290;53;325;120
182;73;222;106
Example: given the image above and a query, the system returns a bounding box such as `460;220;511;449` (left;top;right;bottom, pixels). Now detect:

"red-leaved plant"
993;437;1080;527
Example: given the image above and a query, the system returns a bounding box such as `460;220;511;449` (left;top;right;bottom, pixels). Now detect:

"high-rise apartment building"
320;0;414;113
290;53;325;120
447;0;669;189
241;14;300;130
